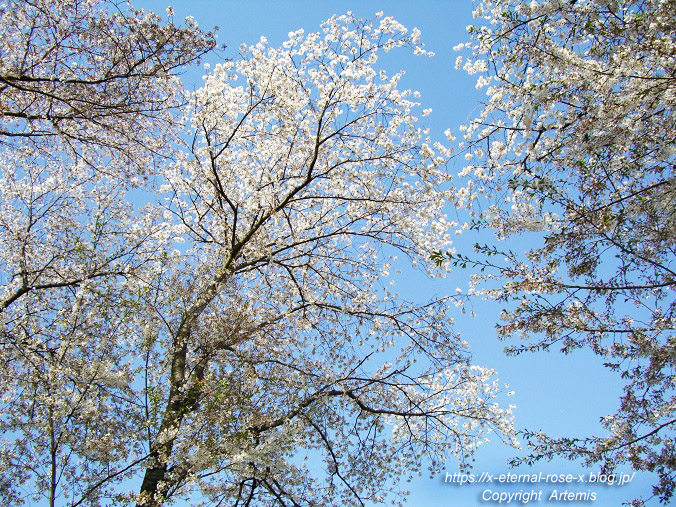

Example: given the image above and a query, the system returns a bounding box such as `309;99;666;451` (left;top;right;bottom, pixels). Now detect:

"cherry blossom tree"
0;5;515;507
0;0;216;177
444;0;675;504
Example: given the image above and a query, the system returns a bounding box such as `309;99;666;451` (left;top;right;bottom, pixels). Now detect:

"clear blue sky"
134;1;655;505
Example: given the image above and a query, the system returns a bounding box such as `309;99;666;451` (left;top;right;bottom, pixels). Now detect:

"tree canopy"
0;3;515;506
445;0;675;504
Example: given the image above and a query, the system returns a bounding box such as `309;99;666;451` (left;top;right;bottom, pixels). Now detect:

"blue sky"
133;1;655;505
